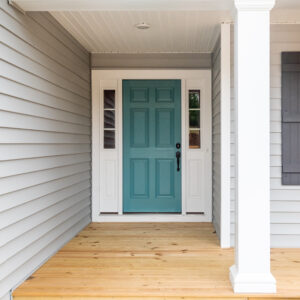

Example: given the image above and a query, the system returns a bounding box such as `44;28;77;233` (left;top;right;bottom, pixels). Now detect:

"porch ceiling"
10;0;300;53
50;11;231;54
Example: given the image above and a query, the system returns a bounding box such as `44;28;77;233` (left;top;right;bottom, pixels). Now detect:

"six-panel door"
123;80;181;212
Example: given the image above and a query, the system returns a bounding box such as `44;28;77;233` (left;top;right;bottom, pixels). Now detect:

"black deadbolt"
176;143;181;149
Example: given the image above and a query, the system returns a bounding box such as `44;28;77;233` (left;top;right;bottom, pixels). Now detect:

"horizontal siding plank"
0;202;89;262
30;12;89;65
271;235;300;247
0;60;90;109
0;111;90;135
271;223;300;234
0;200;90;267
0;94;90;126
0;7;90;82
0;144;90;160
0;154;90;177
0;162;90;195
271;201;300;212
270;178;300;189
0;78;90;117
230;212;300;224
0;26;89;91
0;43;89;99
0;198;90;268
0;186;90;231
0;128;90;144
0;206;90;282
271;190;300;201
0;172;90;212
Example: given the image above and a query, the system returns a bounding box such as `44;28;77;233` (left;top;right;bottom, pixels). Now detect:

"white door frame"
92;69;212;222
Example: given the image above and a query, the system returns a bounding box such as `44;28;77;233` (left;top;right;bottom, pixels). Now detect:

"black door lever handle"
176;151;181;172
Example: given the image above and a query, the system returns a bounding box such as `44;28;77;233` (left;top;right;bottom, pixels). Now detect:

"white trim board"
220;24;231;248
95;214;210;222
92;69;212;223
10;0;233;11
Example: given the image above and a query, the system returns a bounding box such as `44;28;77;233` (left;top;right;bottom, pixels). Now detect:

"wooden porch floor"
13;223;300;300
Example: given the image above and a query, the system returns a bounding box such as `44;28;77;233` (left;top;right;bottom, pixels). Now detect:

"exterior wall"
0;0;91;298
91;53;212;69
230;24;300;247
212;37;221;238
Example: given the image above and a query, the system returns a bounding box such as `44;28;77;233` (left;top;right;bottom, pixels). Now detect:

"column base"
230;265;276;294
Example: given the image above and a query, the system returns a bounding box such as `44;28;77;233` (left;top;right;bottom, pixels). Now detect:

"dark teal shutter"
282;52;300;185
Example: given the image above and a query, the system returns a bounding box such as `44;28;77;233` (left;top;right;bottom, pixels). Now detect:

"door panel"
123;80;181;213
130;159;149;198
155;109;174;147
156;159;175;197
130;109;149;147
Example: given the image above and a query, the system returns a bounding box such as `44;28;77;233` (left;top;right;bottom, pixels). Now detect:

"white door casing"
92;70;212;222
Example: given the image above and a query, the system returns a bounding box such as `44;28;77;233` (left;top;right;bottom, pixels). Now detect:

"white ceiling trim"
9;0;300;12
9;0;233;11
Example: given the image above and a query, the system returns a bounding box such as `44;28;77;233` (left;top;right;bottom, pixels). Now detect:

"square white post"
220;23;231;249
230;0;277;294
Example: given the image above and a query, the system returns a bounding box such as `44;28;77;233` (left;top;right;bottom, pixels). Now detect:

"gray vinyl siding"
0;0;91;298
212;37;221;239
91;53;212;69
230;24;300;247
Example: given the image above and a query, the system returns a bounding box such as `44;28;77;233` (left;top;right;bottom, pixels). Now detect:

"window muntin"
103;90;116;149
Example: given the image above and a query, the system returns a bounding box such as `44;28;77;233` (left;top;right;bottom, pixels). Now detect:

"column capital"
234;0;276;11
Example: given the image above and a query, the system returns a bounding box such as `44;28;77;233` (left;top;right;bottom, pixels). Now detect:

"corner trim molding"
230;265;277;294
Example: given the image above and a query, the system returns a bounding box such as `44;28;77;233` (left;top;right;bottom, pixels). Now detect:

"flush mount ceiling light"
135;22;151;30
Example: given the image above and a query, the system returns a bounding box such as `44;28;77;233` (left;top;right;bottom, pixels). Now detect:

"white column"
220;23;231;249
230;0;276;294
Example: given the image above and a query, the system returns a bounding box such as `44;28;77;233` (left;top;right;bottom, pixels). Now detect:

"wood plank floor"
13;223;300;300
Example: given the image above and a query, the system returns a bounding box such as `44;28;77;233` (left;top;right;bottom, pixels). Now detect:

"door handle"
176;151;181;172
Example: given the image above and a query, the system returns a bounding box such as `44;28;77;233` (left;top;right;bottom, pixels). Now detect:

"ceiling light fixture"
135;22;151;30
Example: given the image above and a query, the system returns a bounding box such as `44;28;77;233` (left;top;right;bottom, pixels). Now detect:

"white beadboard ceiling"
11;0;300;53
51;11;231;53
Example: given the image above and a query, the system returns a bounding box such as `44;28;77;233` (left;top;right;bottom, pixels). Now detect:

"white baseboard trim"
229;265;277;294
94;213;211;222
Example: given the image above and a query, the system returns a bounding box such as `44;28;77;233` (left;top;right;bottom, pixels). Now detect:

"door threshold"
94;213;211;222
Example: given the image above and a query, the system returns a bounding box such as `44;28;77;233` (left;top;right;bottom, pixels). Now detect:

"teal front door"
123;80;181;213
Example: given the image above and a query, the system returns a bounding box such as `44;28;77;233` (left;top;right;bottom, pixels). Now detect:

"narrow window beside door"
282;52;300;185
103;90;116;149
188;90;201;148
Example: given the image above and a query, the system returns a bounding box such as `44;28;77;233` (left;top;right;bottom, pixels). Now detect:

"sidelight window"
103;90;116;149
188;90;201;149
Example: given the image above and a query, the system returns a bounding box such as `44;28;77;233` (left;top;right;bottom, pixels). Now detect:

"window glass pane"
104;110;115;128
104;90;115;109
189;90;200;108
104;130;115;149
189;110;200;128
189;130;200;148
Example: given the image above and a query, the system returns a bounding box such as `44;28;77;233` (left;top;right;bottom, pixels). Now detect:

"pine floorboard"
13;223;300;300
